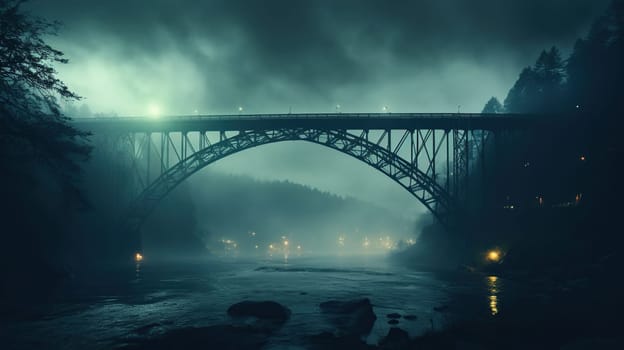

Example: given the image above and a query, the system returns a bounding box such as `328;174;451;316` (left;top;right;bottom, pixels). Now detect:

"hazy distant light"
383;106;389;113
338;235;345;247
147;103;161;118
580;155;586;161
486;249;501;263
135;252;143;262
576;105;580;109
283;240;289;246
238;106;244;112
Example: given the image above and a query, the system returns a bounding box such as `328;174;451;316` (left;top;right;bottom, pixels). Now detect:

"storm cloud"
33;0;609;114
30;0;611;217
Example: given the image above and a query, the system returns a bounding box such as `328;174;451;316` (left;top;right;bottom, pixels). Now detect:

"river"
0;254;605;349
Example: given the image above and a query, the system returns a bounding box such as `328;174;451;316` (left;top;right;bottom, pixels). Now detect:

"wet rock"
120;325;268;350
320;298;377;336
386;313;401;319
403;315;418;321
387;319;399;325
227;301;291;322
379;327;410;349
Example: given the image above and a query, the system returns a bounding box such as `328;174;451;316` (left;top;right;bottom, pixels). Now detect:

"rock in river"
378;327;410;349
227;301;291;323
320;298;377;336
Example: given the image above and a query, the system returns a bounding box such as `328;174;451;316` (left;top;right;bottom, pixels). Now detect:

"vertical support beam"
481;131;486;209
387;129;392;175
160;132;166;175
181;132;186;160
446;130;450;192
452;128;458;198
432;129;436;183
146;133;151;185
416;130;420;171
165;132;170;170
493;130;501;207
410;130;415;165
464;129;469;191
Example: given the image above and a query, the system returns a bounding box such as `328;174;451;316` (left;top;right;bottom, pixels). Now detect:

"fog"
4;1;624;348
27;0;610;223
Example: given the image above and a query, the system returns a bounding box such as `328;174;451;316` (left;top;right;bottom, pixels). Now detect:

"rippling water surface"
1;255;512;349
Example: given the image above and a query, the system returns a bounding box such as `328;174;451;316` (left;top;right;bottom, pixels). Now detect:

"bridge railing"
71;112;534;123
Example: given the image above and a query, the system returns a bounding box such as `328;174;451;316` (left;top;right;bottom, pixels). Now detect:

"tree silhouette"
0;0;91;195
481;97;504;113
503;66;538;113
567;0;624;122
503;47;565;113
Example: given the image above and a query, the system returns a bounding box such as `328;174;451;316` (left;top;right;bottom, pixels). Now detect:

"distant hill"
180;171;417;255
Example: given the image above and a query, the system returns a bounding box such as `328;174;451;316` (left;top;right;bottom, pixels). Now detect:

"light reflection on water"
487;275;501;315
1;258;514;349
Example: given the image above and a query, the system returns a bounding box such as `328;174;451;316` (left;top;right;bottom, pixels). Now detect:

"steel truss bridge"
73;113;539;234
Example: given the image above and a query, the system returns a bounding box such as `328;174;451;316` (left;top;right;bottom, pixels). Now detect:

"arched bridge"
73;113;540;233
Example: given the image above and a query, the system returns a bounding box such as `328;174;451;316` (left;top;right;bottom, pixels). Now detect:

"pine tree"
481;97;504;114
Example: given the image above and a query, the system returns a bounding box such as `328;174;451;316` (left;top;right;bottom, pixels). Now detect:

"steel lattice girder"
123;128;456;233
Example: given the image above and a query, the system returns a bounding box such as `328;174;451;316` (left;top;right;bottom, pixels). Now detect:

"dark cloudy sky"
32;0;610;218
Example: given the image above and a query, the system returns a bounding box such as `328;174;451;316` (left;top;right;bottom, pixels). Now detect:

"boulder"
378;327;410;349
227;301;291;323
320;298;377;336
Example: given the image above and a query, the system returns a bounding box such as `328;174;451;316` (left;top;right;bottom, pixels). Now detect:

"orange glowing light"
135;253;143;262
486;250;501;262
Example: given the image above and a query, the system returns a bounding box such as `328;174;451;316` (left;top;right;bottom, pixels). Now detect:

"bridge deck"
72;113;543;132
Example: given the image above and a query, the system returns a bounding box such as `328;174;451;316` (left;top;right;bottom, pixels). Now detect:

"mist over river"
0;255;547;349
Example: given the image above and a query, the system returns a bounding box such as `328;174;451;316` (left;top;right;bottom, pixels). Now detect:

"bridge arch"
125;128;454;233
